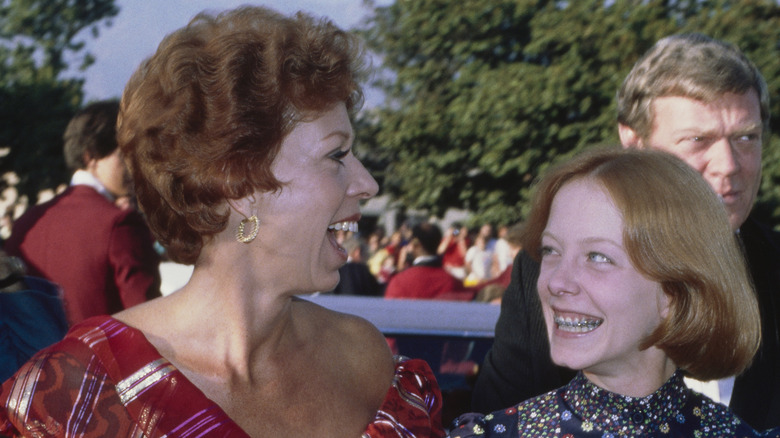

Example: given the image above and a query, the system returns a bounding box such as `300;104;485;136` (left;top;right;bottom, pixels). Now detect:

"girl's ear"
658;290;672;320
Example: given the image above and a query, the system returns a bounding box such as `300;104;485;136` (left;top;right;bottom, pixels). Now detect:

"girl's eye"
588;252;612;263
540;246;557;258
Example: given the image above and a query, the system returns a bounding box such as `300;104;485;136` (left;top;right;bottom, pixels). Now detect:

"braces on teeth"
554;316;603;331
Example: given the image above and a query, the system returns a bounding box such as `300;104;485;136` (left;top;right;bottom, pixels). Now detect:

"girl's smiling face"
537;177;672;394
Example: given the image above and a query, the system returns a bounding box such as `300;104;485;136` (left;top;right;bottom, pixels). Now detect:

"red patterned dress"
0;316;444;437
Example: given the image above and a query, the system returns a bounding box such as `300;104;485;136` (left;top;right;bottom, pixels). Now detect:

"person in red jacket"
4;100;161;325
385;222;466;300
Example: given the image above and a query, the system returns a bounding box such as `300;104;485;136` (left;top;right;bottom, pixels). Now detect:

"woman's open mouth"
326;220;359;259
328;221;359;233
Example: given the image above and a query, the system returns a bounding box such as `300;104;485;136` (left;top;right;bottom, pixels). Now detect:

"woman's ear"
227;193;257;220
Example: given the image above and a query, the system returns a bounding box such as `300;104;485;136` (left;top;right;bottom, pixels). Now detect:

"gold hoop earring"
236;215;259;243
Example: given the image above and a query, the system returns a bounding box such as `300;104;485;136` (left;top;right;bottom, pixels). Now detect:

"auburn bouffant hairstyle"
522;148;760;381
117;6;366;264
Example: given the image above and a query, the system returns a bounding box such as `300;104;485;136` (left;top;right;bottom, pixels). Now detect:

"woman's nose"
350;157;379;199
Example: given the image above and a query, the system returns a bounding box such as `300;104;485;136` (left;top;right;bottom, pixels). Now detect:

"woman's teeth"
328;221;358;232
554;315;603;333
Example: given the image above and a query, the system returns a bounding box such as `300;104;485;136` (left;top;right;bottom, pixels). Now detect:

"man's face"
89;148;132;199
619;91;763;230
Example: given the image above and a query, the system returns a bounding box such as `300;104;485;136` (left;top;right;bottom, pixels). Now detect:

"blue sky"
81;0;386;104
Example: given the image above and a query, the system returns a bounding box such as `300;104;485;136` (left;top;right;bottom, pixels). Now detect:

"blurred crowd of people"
328;220;524;303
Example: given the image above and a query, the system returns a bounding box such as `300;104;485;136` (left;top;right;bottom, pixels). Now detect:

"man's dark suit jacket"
472;215;780;431
5;185;161;325
332;262;381;296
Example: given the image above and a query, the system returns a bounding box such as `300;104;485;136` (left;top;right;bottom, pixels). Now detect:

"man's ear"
83;151;97;171
618;123;643;149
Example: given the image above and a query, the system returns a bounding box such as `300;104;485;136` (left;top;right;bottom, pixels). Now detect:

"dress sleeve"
0;338;134;437
363;356;445;438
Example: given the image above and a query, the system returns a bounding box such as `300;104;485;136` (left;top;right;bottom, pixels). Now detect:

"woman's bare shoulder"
299;299;388;346
297;299;394;374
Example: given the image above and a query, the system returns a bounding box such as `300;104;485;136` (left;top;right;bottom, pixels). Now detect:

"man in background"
331;236;381;296
385;222;467;300
5;100;161;326
473;34;780;430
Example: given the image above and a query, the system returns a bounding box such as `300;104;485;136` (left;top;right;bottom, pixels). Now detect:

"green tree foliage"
357;0;780;227
0;0;118;203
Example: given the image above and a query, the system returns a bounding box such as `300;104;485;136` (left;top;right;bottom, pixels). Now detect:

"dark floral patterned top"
450;371;780;437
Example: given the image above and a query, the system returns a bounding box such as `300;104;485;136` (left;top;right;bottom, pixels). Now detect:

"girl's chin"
551;357;583;370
